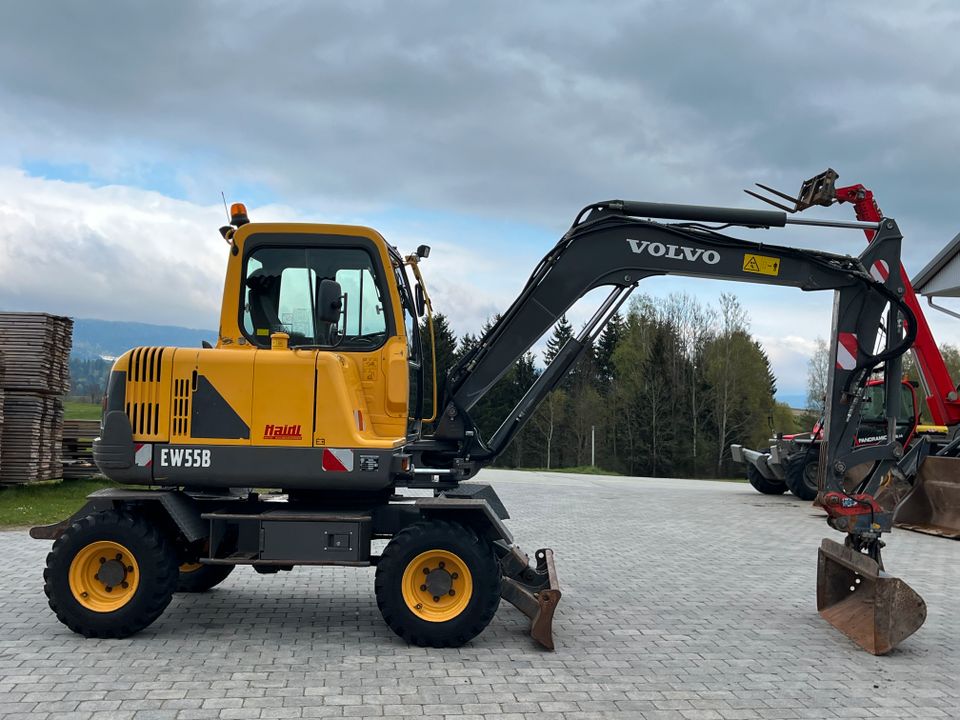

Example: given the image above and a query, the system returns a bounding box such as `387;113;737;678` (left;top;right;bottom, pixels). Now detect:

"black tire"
44;510;179;638
375;520;500;648
785;452;819;501
746;463;788;495
177;564;234;593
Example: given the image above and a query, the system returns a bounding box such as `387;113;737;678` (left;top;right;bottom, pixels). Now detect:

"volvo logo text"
626;239;720;265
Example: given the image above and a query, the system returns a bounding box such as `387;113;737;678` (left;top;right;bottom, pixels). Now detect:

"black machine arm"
426;202;915;518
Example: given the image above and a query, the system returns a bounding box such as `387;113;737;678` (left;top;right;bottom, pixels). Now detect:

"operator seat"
246;269;282;344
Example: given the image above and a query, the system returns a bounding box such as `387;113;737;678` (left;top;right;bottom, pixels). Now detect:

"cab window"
861;385;885;423
900;384;916;422
242;246;388;349
861;383;915;424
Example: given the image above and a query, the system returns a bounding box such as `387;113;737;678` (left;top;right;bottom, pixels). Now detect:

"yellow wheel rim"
68;540;140;613
179;562;203;573
400;549;473;622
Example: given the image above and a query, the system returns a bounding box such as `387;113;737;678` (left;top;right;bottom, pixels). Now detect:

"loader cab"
857;380;919;447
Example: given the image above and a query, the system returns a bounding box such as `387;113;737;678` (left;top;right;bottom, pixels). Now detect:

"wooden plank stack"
62;419;101;479
0;351;5;469
0;313;73;485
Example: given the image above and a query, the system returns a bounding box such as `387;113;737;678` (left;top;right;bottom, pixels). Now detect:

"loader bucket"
817;538;926;655
894;456;960;538
500;548;561;650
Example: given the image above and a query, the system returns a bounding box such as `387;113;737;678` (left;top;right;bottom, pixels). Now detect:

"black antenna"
221;191;230;222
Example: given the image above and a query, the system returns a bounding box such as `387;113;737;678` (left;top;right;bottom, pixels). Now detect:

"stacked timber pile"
62;419;101;479
0;313;72;393
0;351;4;474
0;313;73;485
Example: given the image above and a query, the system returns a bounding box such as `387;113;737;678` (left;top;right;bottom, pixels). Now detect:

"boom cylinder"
609;200;787;227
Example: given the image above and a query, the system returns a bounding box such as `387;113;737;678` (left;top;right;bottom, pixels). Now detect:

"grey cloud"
1;2;959;267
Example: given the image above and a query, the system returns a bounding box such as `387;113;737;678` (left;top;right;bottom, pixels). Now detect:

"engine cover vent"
125;347;170;441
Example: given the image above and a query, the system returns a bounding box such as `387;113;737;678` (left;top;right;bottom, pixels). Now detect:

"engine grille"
125;347;169;440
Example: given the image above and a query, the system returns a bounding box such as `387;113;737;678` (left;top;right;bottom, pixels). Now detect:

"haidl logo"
264;424;303;440
626;238;720;265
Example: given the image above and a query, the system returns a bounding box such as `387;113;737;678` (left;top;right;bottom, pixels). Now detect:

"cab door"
252;348;317;447
246;263;319;447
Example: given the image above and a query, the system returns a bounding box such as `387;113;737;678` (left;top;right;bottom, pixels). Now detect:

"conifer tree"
543;315;573;364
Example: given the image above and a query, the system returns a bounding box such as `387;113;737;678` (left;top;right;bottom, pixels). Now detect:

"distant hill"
68;319;218;399
776;392;808;410
71;318;217;360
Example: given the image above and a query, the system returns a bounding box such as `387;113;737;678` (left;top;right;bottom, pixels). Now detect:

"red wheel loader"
32;195;928;654
735;377;920;500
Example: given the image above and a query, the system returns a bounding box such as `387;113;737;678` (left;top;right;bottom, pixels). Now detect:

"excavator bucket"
817;538;926;655
895;456;960;538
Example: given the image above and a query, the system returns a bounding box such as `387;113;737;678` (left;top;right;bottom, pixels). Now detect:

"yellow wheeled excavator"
33;198;929;654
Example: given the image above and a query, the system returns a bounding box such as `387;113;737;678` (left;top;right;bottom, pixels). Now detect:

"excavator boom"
410;198;926;653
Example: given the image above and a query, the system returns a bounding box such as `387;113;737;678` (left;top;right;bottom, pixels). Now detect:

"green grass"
0;478;116;528
63;399;102;421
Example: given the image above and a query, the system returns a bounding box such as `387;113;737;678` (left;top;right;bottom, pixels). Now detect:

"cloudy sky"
2;1;959;401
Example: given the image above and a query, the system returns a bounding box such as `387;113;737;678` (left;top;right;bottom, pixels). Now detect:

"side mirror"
317;279;343;325
415;284;425;317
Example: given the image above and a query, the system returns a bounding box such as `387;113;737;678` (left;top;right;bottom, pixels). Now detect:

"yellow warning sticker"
742;253;781;276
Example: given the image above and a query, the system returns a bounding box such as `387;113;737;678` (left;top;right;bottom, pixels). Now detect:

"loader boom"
751;169;960;425
841;183;960;425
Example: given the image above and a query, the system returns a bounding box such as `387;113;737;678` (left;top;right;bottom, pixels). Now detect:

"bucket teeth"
817;538;926;655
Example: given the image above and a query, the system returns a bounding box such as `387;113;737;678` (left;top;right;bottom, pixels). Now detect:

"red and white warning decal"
836;332;858;370
869;260;890;283
322;448;354;472
134;443;153;467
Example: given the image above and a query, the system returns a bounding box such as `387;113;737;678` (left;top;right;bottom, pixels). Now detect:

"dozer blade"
894;455;960;538
500;547;561;650
817;538;926;655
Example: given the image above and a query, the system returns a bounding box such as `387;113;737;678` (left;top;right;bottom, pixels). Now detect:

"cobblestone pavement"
1;470;958;719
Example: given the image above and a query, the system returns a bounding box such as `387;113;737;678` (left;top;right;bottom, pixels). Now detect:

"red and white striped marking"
134;443;153;467
836;333;858;370
322;448;354;472
870;260;890;283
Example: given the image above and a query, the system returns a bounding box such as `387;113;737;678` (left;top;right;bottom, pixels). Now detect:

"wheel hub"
424;567;454;598
401;549;473;622
68;540;140;612
97;558;127;588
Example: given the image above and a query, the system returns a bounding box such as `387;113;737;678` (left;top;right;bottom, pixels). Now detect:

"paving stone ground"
0;470;958;719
